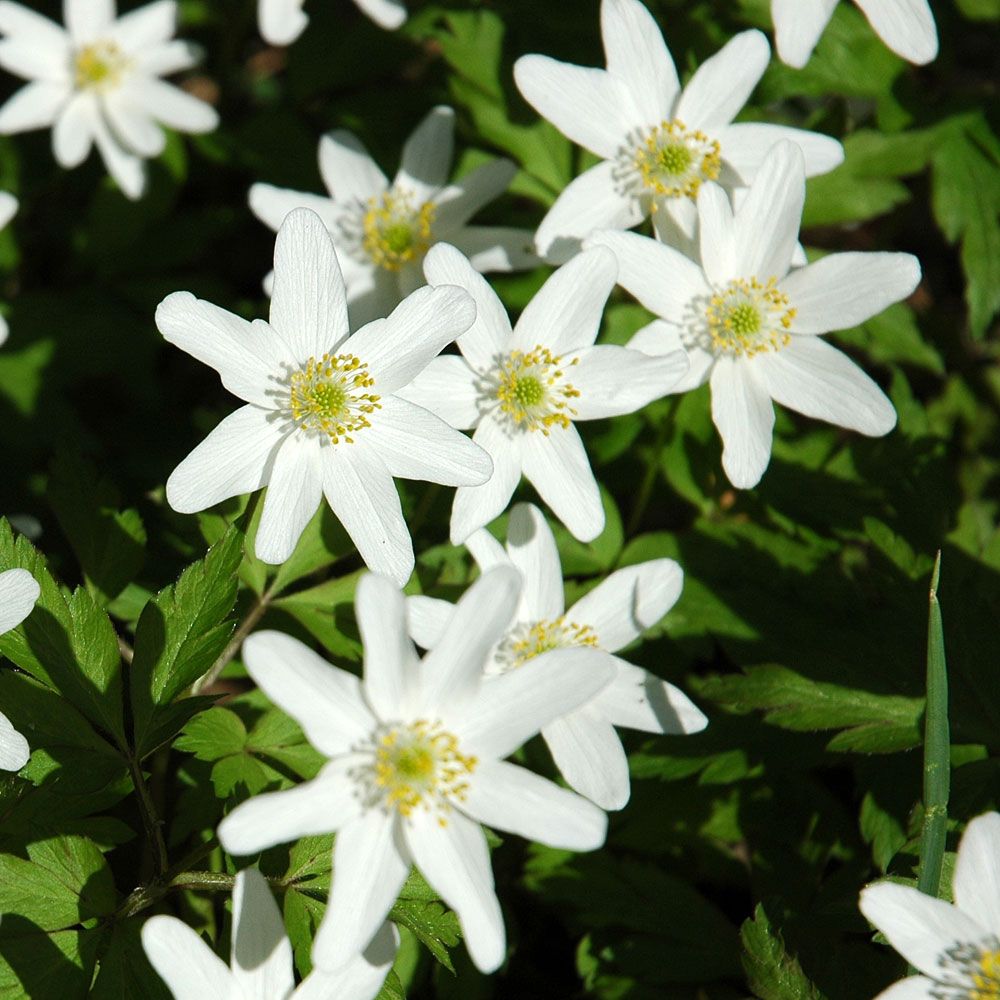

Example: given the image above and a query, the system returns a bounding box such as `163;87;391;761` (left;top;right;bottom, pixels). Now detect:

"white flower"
159;208;490;584
408;503;707;811
860;812;1000;999
772;0;937;69
248;106;536;328
142;867;398;999
513;0;844;262
398;243;688;544
258;0;406;44
0;567;39;771
587;142;920;490
0;0;218;200
218;568;613;974
0;190;17;346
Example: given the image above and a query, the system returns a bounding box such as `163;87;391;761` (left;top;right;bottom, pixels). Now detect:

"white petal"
433;159;517;232
165;405;285;514
520;425;603;543
513;55;631;159
127;76;218;134
230;869;295;1000
535;160;646;264
952;813;1000;938
505;503;564;620
859;882;988;980
0;3;69;54
255;434;323;565
710;358;774;489
542;708;630;811
0;313;8;346
718;122;843;184
395;355;481;430
570;344;688;420
405;595;453;651
514;246;617;354
675;30;770;129
353;0;407;30
601;0;679;126
242;630;375;755
0;80;70;134
567;558;682;652
781;252;921;333
403;809;505;973
249;182;340;234
136;39;199;76
753;337;896;436
258;0;308;45
293;924;398;1000
396;105;453;204
871;978;937;1000
319;130;388;203
0;711;29;772
141;916;233;999
0;37;69;81
110;0;177;50
465;529;508;572
52;92;95;167
590;658;708;734
64;0;114;44
269;208;350;364
0;191;17;231
450;419;522;544
0;567;40;634
105;89;165;157
697;183;736;286
313;813;410;969
856;0;938;64
447;225;538;275
90;110;146;199
771;0;837;69
321;444;413;586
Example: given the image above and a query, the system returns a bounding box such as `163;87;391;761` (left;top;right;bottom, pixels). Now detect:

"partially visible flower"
860;812;1000;999
142;867;398;999
0;190;17;346
408;503;708;810
772;0;937;69
258;0;406;44
0;0;218;200
513;0;843;261
587;142;919;489
398;243;688;544
0;567;40;771
159;208;489;583
249;106;535;327
218;568;613;974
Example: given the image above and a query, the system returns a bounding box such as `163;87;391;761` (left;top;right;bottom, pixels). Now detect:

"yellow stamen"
74;41;129;92
705;277;796;357
497;617;599;672
362;191;435;271
634;118;721;201
288;352;380;444
494;346;581;434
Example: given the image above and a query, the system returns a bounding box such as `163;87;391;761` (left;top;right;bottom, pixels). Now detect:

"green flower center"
288;352;381;444
727;302;762;336
657;143;693;176
362;192;435;271
494;346;581;434
74;41;128;91
495;618;600;672
634;118;722;200
705;277;796;358
514;375;544;408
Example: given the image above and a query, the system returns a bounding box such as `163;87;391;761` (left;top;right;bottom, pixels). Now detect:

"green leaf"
272;571;363;663
270;504;354;596
389;898;461;974
374;970;406;1000
740;905;826;1000
89;920;172;1000
0;924;100;1000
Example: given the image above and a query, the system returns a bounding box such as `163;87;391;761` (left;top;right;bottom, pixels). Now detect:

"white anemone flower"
398;243;688;545
258;0;406;44
0;567;40;771
218;568;613;974
860;812;1000;999
587;142;920;490
0;0;219;200
142;867;398;999
249;105;536;328
772;0;938;69
0;190;17;346
512;0;844;262
408;502;708;811
158;208;490;584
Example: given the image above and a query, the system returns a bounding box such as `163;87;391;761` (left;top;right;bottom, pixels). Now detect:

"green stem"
128;755;169;879
626;404;674;537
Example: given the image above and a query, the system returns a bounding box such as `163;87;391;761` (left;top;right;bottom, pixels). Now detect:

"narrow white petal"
466;528;511;573
856;0;938;64
0;712;30;772
570;344;688;420
505;503;564;620
90;109;146;199
128;77;218;134
0;37;69;81
65;0;114;44
230;869;295;1000
696;183;737;286
0;191;17;230
433;159;517;232
0;80;70;134
165;406;285;514
395;356;481;430
718;122;843;185
0;3;69;54
542;709;631;811
52;92;95;167
450;419;522;544
590;657;708;734
403;809;505;974
292;924;398;1000
771;0;837;69
249;182;340;234
243;630;375;756
396;105;453;203
871;977;938;1000
447;226;538;275
405;594;453;651
0;313;8;347
258;0;308;45
105;89;165;157
754;337;896;436
952;813;1000;938
255;434;323;565
141;916;233;999
110;0;177;50
136;39;199;76
0;567;40;634
354;0;407;28
710;358;774;489
319;130;388;202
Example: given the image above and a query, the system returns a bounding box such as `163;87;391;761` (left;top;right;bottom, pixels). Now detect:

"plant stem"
128;754;169;879
626;405;673;537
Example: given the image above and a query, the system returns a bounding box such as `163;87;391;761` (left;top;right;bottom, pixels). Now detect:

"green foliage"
740;906;825;1000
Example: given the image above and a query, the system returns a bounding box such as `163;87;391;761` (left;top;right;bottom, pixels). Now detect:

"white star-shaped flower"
587;142;920;490
258;0;406;45
159;208;490;583
0;0;219;200
142;867;398;999
218;568;613;974
513;0;844;262
249;105;536;328
0;190;17;346
408;503;707;811
398;242;688;544
0;567;40;771
772;0;938;69
860;812;1000;999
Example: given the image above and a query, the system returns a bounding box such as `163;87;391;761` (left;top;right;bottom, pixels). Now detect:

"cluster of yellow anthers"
74;41;130;92
939;942;1000;999
634;118;721;201
362;191;436;272
374;720;478;824
498;617;600;672
494;346;581;434
705;277;796;358
288;352;380;444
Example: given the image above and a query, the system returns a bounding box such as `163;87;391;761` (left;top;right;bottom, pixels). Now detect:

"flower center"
705;277;796;357
362;191;435;271
494;617;600;673
287;352;381;443
933;941;1000;998
370;720;477;821
490;346;581;434
74;41;129;92
634;119;721;201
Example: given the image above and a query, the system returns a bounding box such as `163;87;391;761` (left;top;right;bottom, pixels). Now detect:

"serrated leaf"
741;905;826;1000
0;924;100;1000
389;898;461;974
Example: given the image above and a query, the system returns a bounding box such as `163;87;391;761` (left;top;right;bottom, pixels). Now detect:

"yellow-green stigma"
935;941;1000;998
496;617;600;673
288;352;380;443
634;119;721;201
972;947;1000;998
362;191;435;271
705;277;795;358
74;41;129;92
494;346;581;434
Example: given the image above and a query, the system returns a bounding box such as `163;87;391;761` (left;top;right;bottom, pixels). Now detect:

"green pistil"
393;745;435;781
657;143;693;176
514;375;544;408
311;382;348;417
383;223;414;255
727;303;762;336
